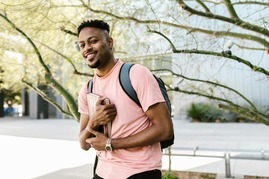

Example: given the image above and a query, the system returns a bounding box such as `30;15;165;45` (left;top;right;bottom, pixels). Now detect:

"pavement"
0;116;269;179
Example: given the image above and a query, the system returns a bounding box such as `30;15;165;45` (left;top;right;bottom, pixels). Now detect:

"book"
86;93;112;137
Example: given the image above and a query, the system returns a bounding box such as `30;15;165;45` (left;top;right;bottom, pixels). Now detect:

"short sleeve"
78;83;89;115
129;64;165;112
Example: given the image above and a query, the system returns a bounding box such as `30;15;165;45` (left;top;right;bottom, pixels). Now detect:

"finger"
86;138;91;144
103;105;117;113
88;128;98;136
102;98;110;105
96;97;106;105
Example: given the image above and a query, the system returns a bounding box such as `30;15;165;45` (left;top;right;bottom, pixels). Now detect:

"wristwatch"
105;138;113;151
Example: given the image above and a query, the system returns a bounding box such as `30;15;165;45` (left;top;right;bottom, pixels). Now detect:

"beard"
88;59;101;68
86;47;112;69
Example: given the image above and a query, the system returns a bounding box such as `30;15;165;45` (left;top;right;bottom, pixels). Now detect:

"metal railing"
163;146;269;178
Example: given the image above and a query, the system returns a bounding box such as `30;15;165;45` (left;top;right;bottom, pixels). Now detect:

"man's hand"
79;97;116;151
87;97;117;130
86;128;108;151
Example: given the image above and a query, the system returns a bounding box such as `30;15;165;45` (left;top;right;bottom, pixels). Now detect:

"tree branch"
232;1;269;6
36;40;93;77
176;49;269;76
60;26;77;36
0;13;51;74
75;2;269;49
176;0;269;37
0;12;80;121
185;26;269;49
147;27;176;51
224;0;239;19
149;30;269;76
196;0;211;13
22;79;72;117
152;68;257;110
219;104;269;125
170;86;240;107
168;84;269;125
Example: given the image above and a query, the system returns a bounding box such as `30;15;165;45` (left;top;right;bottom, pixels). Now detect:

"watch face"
105;138;112;151
105;145;112;151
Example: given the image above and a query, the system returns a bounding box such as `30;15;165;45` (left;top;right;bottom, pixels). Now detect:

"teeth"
86;53;95;60
85;52;95;58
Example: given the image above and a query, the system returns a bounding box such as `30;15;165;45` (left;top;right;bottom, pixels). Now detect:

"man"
77;20;174;179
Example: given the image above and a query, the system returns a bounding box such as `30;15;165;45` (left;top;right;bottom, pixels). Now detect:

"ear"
108;37;113;49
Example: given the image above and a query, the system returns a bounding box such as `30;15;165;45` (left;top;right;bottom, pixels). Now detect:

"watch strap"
107;138;112;145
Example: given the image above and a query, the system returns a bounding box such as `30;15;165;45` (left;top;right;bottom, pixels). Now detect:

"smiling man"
77;20;174;179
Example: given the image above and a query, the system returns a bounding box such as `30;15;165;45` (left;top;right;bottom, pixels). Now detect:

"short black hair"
77;20;110;36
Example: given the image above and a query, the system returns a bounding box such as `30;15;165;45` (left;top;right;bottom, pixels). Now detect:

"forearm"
79;129;92;150
79;121;104;150
111;123;169;150
111;103;174;150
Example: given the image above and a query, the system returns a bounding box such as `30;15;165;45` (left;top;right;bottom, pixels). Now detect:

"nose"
84;42;93;51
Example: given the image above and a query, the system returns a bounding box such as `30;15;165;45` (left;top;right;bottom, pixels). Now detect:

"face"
78;27;113;69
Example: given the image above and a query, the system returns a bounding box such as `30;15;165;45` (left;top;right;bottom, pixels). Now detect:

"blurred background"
0;0;269;178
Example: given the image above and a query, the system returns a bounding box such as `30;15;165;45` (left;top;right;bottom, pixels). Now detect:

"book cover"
86;93;112;137
87;93;101;118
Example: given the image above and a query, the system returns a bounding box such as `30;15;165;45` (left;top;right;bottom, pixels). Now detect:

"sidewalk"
0;117;269;179
0;117;94;179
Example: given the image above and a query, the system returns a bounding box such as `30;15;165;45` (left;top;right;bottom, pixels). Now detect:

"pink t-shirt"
78;59;165;179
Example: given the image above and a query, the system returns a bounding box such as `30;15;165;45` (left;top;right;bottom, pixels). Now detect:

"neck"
95;58;117;77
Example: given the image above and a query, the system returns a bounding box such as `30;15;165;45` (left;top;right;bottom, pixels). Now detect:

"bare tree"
0;0;268;124
71;0;269;124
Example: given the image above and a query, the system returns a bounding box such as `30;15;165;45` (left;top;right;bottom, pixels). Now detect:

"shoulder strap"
88;79;93;93
119;63;141;107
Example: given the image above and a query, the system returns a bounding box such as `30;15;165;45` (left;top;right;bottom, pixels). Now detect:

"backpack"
88;62;174;149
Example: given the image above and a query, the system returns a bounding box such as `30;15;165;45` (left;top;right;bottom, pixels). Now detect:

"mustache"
85;49;97;54
84;50;98;58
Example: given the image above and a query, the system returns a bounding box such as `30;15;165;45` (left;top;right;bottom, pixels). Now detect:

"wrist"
88;120;96;129
105;138;113;151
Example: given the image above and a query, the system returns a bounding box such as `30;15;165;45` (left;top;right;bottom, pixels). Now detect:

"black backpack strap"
88;79;93;93
119;63;141;107
119;63;174;149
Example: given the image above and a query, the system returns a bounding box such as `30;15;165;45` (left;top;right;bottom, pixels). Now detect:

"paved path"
0;117;269;179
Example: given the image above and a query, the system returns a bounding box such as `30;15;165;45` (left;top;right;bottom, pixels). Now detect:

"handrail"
162;146;269;178
163;146;269;160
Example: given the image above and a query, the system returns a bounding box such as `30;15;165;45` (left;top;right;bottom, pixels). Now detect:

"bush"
186;103;254;123
162;172;178;179
186;103;222;122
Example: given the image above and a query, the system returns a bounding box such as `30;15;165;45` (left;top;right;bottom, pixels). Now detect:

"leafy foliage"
186;103;256;123
162;172;178;179
186;103;221;122
0;1;268;125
